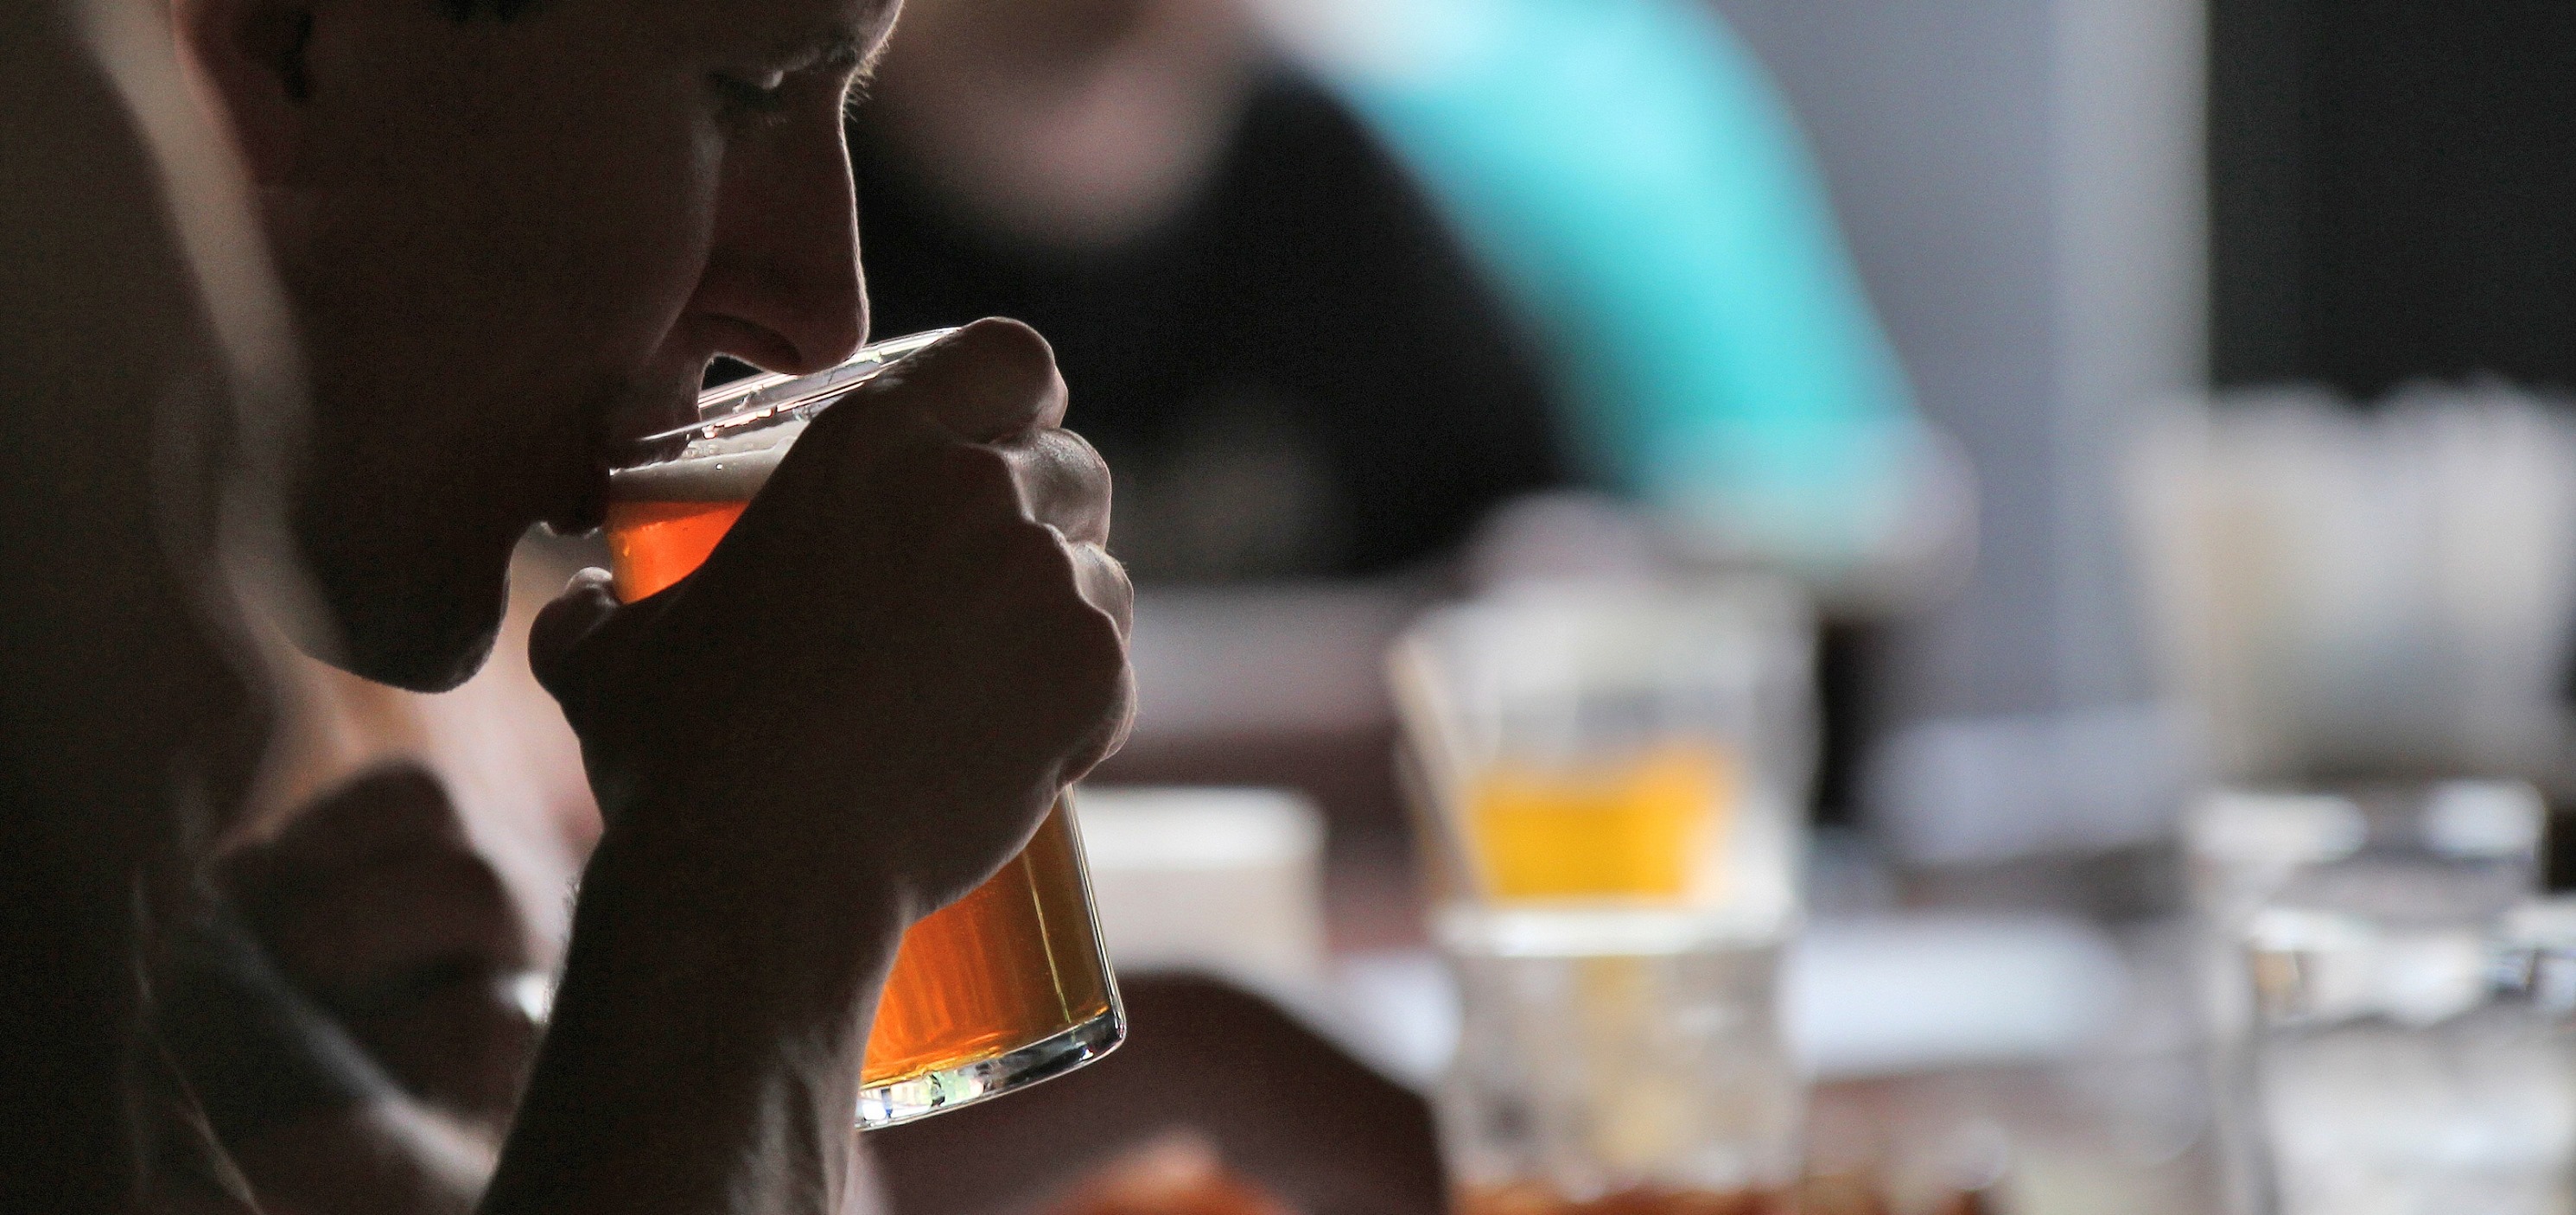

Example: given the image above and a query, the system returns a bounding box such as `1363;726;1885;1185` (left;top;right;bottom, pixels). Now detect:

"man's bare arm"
480;821;900;1215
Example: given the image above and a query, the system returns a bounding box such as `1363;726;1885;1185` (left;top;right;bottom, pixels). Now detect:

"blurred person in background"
849;0;1569;583
849;0;1952;593
846;0;1956;845
1269;0;1958;595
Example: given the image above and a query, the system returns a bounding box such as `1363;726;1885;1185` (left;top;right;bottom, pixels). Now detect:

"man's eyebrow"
770;3;894;86
765;32;862;73
755;22;872;74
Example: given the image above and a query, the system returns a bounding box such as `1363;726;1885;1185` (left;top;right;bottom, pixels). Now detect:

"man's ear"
171;0;319;182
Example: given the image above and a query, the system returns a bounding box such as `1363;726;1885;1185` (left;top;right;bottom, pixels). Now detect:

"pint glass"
605;331;1123;1128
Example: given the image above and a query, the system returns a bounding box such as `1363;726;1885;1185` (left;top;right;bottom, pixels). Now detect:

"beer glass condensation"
605;330;1124;1128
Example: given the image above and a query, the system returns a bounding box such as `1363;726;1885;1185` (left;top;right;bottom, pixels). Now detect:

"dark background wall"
2211;0;2576;396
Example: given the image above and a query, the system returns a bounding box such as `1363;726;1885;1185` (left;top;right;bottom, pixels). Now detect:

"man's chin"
287;539;513;693
336;604;504;694
281;588;503;693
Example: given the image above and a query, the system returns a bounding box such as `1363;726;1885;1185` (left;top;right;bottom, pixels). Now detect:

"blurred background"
840;1;2576;1209
223;1;2576;1212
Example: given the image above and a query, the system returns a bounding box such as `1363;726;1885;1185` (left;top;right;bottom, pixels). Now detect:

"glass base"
854;1006;1125;1129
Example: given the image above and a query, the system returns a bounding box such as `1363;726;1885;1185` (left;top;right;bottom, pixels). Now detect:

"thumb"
529;567;621;708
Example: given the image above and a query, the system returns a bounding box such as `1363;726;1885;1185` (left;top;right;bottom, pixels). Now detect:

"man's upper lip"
602;378;708;465
627;389;704;449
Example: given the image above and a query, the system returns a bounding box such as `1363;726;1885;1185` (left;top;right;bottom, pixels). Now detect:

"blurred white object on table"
2129;384;2576;782
1123;588;1417;744
1075;786;1330;993
1787;913;2131;1080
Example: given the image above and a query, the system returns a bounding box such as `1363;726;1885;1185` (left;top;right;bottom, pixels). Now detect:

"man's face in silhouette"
191;0;896;688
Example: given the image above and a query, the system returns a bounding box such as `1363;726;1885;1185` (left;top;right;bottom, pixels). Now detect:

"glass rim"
619;327;958;467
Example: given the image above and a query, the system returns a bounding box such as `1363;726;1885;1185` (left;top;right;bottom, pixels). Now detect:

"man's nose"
696;131;868;375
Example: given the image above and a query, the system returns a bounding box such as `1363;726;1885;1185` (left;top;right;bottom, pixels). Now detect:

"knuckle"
1059;571;1129;663
899;318;1063;416
1092;544;1135;595
1045;431;1114;503
1040;425;1106;474
946;317;1058;385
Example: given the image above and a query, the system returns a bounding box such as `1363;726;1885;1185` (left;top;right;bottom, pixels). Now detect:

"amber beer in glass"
604;331;1122;1127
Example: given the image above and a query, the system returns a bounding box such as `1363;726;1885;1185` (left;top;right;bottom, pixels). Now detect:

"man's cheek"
605;160;728;360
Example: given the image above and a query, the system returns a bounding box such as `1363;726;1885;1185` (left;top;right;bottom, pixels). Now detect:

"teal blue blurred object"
1290;0;1924;573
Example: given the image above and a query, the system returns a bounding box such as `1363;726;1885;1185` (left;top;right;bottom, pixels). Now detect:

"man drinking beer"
4;0;1134;1209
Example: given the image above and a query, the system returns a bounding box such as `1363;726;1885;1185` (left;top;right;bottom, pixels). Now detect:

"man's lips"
610;372;711;456
541;461;610;537
549;377;698;535
540;410;616;536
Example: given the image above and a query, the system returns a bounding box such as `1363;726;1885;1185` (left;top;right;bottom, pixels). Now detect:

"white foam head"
607;417;806;503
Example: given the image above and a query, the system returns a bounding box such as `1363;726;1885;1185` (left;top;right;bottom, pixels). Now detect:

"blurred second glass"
1391;580;1816;1212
